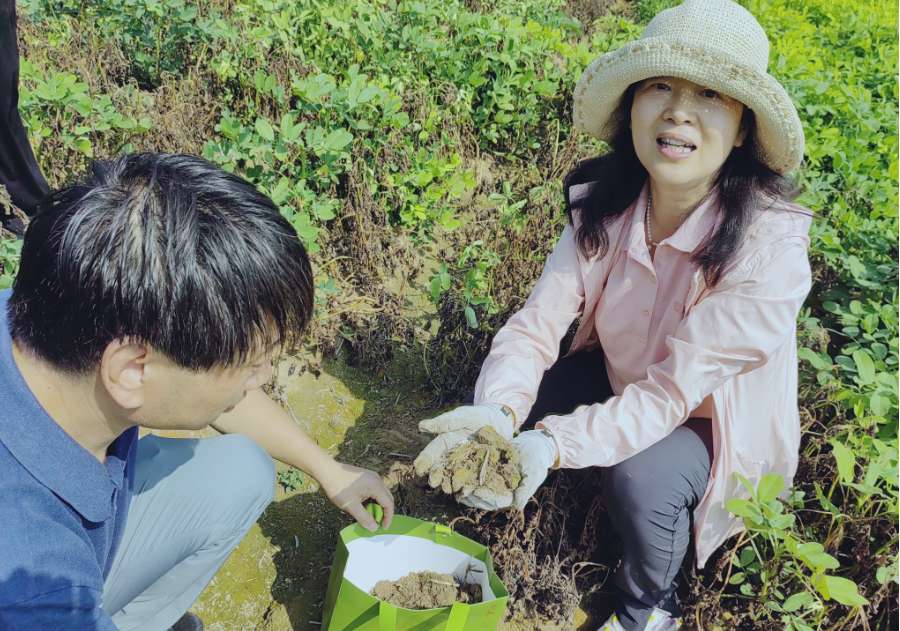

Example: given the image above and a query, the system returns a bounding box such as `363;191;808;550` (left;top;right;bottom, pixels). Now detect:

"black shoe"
168;612;204;631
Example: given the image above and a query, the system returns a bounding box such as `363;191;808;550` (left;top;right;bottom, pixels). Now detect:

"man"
0;153;394;630
1;0;50;231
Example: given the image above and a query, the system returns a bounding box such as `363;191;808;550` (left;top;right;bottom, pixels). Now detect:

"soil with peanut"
428;426;522;498
371;571;483;609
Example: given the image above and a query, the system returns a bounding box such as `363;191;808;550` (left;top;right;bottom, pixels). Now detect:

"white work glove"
458;429;559;511
413;403;515;478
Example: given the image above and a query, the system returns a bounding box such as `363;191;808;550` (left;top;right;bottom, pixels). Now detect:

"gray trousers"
102;434;275;630
524;350;713;631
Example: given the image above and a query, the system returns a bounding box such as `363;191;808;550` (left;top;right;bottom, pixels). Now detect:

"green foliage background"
7;0;898;627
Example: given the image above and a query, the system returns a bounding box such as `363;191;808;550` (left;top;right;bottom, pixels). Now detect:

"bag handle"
365;502;384;529
378;601;398;631
444;602;469;631
433;523;451;540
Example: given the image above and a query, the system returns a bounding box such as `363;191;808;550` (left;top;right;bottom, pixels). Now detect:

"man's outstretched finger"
341;498;379;532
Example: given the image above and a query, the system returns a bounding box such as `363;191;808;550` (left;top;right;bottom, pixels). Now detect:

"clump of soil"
428;426;522;498
371;571;483;609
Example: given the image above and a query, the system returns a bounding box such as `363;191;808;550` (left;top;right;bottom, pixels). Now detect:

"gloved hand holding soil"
370;571;482;609
423;426;522;505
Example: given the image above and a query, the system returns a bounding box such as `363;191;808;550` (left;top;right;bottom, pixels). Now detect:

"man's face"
134;348;275;431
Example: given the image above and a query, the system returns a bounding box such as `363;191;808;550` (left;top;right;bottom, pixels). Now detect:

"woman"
414;0;814;629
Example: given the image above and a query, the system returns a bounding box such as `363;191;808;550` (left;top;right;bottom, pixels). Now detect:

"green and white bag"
322;507;509;631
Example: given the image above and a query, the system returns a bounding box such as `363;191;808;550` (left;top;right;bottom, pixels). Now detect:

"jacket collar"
0;292;132;523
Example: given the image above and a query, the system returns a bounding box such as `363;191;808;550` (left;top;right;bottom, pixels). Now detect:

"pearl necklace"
645;190;699;248
644;190;659;247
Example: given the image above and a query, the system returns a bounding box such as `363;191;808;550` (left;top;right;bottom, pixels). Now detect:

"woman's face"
630;76;747;194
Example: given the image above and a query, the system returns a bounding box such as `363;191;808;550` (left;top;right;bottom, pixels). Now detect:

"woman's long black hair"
564;83;802;287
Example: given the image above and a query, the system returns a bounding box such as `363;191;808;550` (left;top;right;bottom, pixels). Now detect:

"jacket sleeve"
474;223;585;426
538;236;812;469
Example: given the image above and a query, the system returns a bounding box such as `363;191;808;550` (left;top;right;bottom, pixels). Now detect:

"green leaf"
835;355;856;372
846;256;869;284
869;393;890;416
794;542;839;571
814;482;841;514
757;473;785;504
876;560;898;585
357;85;379;104
313;201;336;221
270;177;292;206
798;347;832;371
323;128;354;152
829;439;856;485
255;118;275;142
726;498;763;527
464;305;478;329
852;350;876;384
280;113;302;143
74;137;93;157
768;513;796;530
782;591;815;612
293;73;335;101
734;473;756;497
815;575;869;607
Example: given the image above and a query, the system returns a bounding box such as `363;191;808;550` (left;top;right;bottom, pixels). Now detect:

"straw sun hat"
573;0;805;174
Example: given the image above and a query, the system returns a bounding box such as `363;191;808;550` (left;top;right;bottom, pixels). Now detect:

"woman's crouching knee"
602;455;660;518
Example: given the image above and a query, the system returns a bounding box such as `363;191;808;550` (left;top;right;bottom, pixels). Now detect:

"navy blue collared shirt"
0;290;137;629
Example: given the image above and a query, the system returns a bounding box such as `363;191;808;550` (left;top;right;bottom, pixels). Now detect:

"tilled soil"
371;571;483;609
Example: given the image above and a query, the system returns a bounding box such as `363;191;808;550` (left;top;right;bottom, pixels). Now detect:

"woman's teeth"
657;138;695;153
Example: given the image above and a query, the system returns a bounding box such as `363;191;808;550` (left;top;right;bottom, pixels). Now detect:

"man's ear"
99;339;149;410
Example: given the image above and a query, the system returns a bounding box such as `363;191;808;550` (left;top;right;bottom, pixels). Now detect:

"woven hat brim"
573;39;805;174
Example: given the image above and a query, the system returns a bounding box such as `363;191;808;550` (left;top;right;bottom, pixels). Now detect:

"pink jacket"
474;182;813;568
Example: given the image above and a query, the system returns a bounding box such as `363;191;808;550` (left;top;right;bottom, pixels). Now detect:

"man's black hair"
8;153;314;373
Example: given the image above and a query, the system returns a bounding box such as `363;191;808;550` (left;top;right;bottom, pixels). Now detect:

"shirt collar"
0;290;134;523
629;181;721;255
663;188;721;253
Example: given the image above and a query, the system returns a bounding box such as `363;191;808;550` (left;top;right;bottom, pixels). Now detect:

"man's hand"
413;404;514;478
318;460;395;532
457;429;558;511
211;390;395;530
